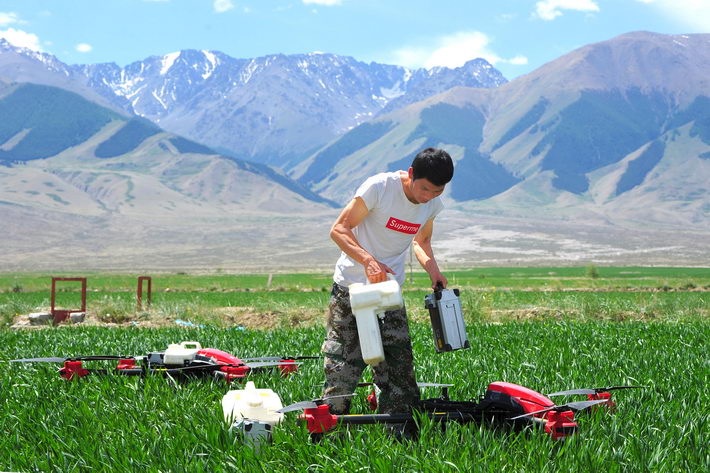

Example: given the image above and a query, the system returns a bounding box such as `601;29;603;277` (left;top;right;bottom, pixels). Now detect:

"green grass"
0;321;707;472
0;268;707;470
1;289;708;329
1;266;709;293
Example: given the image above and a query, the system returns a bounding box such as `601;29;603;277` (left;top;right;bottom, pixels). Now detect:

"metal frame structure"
50;277;87;323
136;276;152;311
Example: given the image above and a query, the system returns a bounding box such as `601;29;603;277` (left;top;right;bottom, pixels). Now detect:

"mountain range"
0;31;708;269
72;49;506;168
293;32;710;229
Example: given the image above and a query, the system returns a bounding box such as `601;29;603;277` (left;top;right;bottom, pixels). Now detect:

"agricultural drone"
223;381;643;444
11;341;318;382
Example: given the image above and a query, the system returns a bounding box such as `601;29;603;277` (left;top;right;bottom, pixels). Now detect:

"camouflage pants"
321;283;420;415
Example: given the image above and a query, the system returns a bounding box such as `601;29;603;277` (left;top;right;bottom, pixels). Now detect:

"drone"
273;381;644;441
11;341;319;383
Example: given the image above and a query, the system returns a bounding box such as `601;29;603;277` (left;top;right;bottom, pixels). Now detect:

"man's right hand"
365;258;394;283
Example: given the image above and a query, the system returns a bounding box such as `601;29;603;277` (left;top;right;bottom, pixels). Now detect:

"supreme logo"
386;217;421;235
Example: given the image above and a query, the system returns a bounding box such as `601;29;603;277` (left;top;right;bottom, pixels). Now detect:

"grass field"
0;267;708;472
2;266;710;292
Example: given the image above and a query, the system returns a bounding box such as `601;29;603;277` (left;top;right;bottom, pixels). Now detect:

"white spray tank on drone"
348;276;404;366
222;381;284;448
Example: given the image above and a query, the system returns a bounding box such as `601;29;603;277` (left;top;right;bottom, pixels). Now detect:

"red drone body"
486;382;578;440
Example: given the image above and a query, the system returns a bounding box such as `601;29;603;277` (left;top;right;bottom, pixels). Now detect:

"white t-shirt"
333;171;444;287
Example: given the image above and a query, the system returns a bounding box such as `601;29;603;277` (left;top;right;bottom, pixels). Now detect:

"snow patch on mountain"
160;52;181;75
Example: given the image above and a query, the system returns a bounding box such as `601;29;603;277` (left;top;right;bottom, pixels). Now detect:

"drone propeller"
11;355;135;363
547;385;646;397
241;356;320;362
277;394;356;413
243;361;301;369
11;357;68;363
356;381;454;388
417;382;455;388
509;399;609;420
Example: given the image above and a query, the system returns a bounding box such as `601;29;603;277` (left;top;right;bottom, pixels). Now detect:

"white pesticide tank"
163;341;202;366
222;381;285;426
348;278;404;366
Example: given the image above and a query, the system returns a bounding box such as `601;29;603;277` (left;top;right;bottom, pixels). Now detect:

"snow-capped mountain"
70;51;506;168
0;38;127;113
379;58;507;114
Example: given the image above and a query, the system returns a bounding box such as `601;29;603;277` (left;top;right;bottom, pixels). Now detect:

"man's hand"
429;271;448;290
365;258;394;283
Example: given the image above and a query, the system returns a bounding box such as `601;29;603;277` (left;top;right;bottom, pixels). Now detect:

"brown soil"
11;306;328;330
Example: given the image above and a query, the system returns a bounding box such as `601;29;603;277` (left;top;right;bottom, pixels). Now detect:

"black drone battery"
424;285;470;353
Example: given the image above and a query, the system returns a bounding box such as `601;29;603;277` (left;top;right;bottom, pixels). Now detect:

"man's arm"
330;197;394;283
412;218;447;289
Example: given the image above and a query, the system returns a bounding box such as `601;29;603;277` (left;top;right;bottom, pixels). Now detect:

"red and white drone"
272;381;643;441
11;341;318;382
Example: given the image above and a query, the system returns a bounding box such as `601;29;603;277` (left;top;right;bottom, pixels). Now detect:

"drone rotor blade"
244;361;301;369
566;399;610;411
71;355;135;362
277;400;319;413
277;393;356;414
596;385;646;392
11;355;132;363
11;357;68;363
320;393;356;402
547;388;596;397
509;406;556;420
242;356;320;362
417;382;454;388
510;399;610;420
548;385;646;397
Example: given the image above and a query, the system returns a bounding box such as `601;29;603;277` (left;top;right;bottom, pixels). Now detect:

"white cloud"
389;31;527;70
508;55;529;65
638;0;710;30
75;43;92;53
213;0;234;13
424;32;501;68
0;27;42;51
303;0;342;6
0;11;22;27
534;0;600;21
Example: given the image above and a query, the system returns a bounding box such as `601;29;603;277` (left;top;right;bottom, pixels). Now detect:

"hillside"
293;32;710;231
0;83;338;270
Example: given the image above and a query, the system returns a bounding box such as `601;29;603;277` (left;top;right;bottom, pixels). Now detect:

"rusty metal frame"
51;277;87;323
137;276;152;311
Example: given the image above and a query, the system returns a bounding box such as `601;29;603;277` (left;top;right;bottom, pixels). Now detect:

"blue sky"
1;0;709;79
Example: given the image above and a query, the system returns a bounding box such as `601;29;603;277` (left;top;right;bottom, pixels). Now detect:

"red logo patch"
386;217;421;234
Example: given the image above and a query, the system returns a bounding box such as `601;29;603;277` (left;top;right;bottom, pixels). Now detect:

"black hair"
411;148;454;186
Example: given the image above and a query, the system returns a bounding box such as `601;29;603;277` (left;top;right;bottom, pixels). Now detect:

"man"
321;147;454;434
